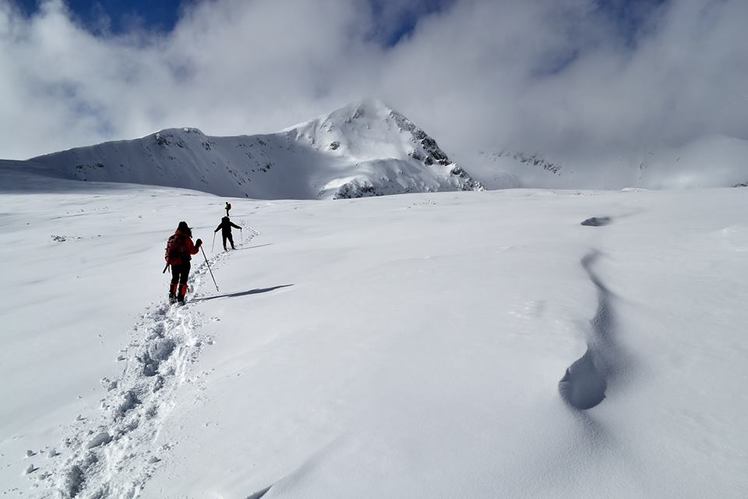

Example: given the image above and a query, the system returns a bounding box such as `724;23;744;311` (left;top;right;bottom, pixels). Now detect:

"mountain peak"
289;99;454;165
323;97;396;125
282;99;483;196
154;127;205;137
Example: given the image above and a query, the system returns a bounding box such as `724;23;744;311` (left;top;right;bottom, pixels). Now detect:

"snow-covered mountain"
4;99;482;199
470;135;748;190
473;151;563;189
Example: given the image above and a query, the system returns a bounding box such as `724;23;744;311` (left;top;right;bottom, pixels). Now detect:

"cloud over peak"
1;0;746;176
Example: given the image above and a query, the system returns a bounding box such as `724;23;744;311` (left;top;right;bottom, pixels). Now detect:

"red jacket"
166;230;199;266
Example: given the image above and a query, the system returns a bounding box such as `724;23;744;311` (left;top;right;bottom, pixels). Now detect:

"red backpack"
165;233;187;265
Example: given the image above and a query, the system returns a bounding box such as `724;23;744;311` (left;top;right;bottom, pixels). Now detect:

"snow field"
1;180;747;497
0;183;231;497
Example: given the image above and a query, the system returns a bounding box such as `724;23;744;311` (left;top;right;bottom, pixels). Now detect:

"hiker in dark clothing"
165;221;202;304
214;216;242;251
225;202;231;217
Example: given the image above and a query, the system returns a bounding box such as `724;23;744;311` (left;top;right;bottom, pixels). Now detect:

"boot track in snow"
30;249;232;498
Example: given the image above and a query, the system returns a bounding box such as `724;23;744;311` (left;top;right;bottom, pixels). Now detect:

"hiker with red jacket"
214;216;242;251
165;221;202;304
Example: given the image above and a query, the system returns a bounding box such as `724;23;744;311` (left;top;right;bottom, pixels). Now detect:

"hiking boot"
177;294;185;305
169;293;177;304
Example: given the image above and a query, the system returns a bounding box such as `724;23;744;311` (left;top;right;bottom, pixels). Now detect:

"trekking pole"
240;227;243;245
200;247;219;292
211;232;216;253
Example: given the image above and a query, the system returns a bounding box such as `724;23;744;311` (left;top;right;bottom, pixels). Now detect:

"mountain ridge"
470;134;748;190
4;99;483;200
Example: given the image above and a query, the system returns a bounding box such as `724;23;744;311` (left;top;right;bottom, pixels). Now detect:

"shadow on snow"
233;243;273;251
194;284;294;302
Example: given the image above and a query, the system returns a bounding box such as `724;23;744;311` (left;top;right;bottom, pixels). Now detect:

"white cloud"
1;0;746;174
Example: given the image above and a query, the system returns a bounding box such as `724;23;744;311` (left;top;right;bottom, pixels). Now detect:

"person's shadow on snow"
194;284;294;302
234;243;273;251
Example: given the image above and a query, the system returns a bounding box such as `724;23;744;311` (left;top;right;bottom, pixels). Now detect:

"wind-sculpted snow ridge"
246;485;272;499
32;253;226;498
559;251;625;410
5;99;482;200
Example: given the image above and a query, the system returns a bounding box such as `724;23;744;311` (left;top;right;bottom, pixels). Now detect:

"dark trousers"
222;233;235;250
170;263;191;298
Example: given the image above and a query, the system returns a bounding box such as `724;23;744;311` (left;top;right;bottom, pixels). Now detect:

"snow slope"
1;173;748;497
1;99;481;200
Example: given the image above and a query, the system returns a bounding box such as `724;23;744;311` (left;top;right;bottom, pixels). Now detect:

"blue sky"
14;0;186;32
2;0;745;161
12;0;666;45
14;0;457;43
597;0;668;45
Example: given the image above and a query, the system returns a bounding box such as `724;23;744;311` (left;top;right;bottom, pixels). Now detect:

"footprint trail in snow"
30;250;230;498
